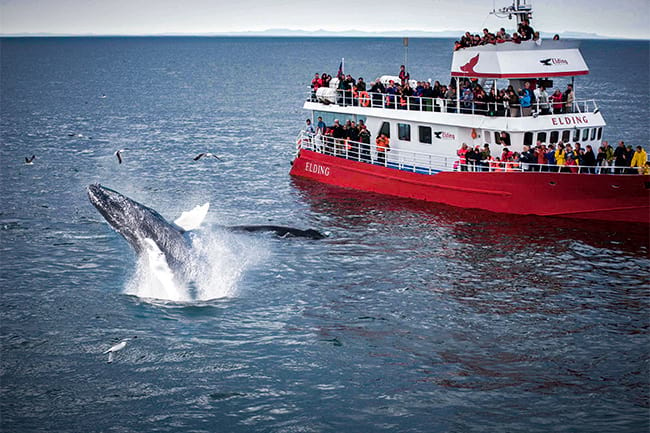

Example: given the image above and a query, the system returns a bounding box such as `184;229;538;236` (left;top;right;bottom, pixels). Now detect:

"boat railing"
296;131;642;175
308;88;599;118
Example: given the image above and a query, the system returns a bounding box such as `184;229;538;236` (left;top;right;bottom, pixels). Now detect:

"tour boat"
289;0;650;224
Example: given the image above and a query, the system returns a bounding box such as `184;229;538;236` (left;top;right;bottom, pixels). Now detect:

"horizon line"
1;29;647;40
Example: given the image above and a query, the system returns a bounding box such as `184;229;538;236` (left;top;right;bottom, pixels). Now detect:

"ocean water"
0;37;648;432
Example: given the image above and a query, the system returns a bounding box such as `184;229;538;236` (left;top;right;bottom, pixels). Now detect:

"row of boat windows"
382;121;603;147
312;111;603;147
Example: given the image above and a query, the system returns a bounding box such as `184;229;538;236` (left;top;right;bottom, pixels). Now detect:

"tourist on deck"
613;141;627;174
316;116;327;136
596;145;607;174
385;80;399;108
518;19;534;40
461;86;474;114
480;144;491;171
375;134;390;165
507;89;519;117
305;119;315;135
625;145;637;174
550;89;564;114
630;146;648;174
604;141;615;173
311;73;322;90
457;143;469;171
555;143;567;171
582;145;596;173
565;143;578;173
399;65;410;86
359;124;372;163
534;85;550;115
535;143;547;171
400;83;413;110
563;84;574;113
474;87;487;115
331;119;346;156
370;79;385;107
519;88;532;117
545;144;556;168
355;77;366;92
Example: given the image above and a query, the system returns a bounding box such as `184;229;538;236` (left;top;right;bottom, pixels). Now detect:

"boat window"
496;131;511;147
524;132;533;147
582;128;589;141
484;131;491;144
597;127;602;140
590;128;597;140
550;131;559;144
419;126;432;144
573;128;580;142
562;130;570;143
398;123;411;141
537;132;547;144
379;121;390;138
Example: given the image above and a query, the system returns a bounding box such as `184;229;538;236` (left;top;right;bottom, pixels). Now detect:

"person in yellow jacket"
376;134;390;165
554;142;566;172
630;145;648;174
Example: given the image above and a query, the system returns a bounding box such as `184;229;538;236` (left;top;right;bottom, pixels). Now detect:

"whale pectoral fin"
173;202;210;232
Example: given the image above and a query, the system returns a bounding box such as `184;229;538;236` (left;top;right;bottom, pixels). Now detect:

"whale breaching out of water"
104;336;136;363
87;184;325;301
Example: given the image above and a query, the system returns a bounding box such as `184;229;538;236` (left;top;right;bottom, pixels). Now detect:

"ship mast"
491;0;533;26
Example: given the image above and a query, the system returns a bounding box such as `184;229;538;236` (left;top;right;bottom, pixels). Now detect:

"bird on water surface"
104;336;137;363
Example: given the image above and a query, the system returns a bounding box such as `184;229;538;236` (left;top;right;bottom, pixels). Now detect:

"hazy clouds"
1;0;648;39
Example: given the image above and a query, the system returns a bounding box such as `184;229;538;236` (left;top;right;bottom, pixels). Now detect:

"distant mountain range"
0;29;627;39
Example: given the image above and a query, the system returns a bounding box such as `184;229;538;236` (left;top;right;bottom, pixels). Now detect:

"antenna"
490;0;533;25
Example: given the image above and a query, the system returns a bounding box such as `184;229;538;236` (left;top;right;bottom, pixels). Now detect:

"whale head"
87;184;188;260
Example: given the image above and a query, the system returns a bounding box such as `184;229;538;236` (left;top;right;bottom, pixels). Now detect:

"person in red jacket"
457;143;469;171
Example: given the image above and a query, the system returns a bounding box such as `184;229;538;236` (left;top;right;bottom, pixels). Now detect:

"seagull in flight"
104;336;137;363
25;155;36;165
114;149;129;164
193;152;222;161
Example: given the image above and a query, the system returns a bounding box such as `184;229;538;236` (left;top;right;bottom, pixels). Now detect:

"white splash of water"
124;228;267;303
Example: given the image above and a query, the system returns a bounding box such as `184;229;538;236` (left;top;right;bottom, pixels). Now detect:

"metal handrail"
308;88;599;118
296;131;642;175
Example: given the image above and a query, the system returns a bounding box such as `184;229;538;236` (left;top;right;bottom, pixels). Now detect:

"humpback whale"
87;184;326;285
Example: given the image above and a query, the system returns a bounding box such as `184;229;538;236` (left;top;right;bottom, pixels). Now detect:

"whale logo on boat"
459;54;480;75
540;57;569;66
434;131;456;140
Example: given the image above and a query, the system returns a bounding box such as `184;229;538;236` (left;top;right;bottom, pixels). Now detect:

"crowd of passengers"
453;20;561;50
456;141;649;174
311;69;576;116
304;117;649;174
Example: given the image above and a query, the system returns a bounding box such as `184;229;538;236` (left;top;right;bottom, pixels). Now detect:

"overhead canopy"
451;40;589;79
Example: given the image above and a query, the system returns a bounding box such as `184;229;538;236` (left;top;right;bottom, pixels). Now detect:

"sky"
1;0;649;39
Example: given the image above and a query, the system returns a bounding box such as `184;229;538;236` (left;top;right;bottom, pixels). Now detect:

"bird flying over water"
193;153;222;161
104;336;137;363
114;149;128;164
25;155;36;164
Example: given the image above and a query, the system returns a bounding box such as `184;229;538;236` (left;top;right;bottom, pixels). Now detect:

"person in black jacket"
613;141;627;174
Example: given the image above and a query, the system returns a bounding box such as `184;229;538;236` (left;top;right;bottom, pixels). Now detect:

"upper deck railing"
296;131;641;175
308;88;599;118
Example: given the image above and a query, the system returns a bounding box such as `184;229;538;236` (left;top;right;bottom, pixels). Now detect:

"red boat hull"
290;150;650;224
